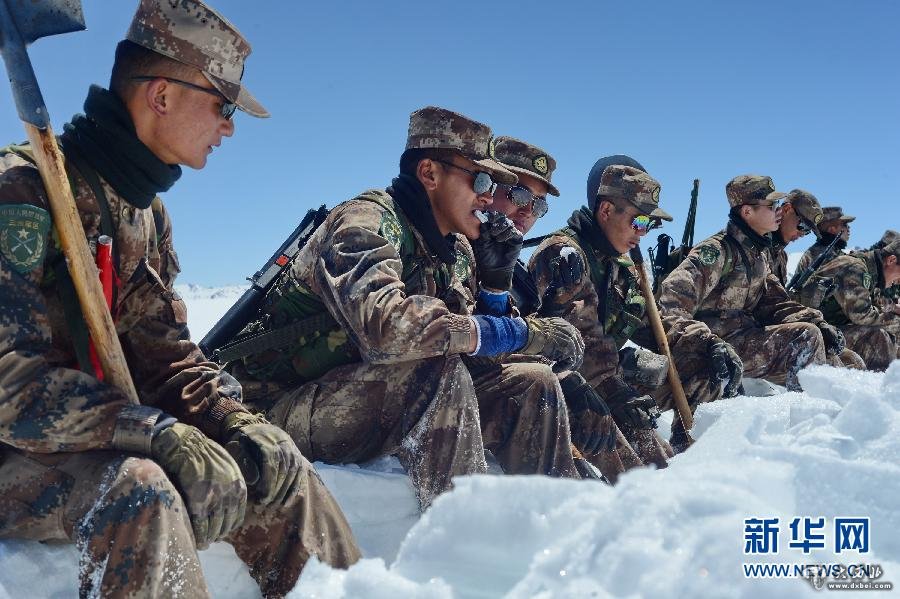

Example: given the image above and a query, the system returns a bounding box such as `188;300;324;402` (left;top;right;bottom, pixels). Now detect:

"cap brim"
472;157;518;186
840;215;856;222
765;191;788;203
650;207;673;222
498;164;560;196
205;73;270;118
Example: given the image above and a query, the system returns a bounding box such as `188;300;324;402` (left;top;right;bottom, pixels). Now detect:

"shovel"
0;0;139;403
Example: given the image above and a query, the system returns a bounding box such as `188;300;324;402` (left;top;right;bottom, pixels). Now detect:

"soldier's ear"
417;159;440;191
145;78;170;117
596;200;613;223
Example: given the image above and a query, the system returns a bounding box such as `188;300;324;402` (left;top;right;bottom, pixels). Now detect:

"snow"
2;285;898;599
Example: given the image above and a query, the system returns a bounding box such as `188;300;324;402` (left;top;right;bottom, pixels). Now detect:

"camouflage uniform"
232;108;579;510
815;245;900;371
658;175;829;391
870;230;900;309
530;165;693;468
769;192;864;370
795;206;855;276
0;3;359;597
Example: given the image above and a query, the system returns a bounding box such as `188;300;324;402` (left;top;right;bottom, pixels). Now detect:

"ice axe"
0;0;139;404
629;246;694;446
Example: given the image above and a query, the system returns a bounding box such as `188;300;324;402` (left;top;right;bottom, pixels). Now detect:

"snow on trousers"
0;448;361;598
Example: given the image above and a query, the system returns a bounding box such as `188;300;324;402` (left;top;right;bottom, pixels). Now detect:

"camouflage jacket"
528;216;650;390
796;239;843;276
815;251;900;333
0;149;247;455
768;238;789;286
657;220;824;354
238;189;476;384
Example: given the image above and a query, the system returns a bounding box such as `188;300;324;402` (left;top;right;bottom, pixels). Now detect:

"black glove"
560;372;617;455
818;322;845;355
471;211;523;291
598;377;660;431
709;338;743;398
548;246;586;289
520;316;585;372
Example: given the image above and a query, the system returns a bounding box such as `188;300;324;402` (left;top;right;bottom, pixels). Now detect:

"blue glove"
469;315;529;357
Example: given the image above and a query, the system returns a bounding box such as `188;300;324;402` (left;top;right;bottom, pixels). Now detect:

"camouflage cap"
405;106;517;185
880;230;900;246
820;206;856;224
491;136;559;196
595;165;672;221
726;175;787;207
784;189;825;228
126;0;268;118
880;240;900;260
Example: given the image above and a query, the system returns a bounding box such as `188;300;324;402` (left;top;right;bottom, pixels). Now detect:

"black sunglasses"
130;76;237;120
796;219;813;235
504;185;549;218
432;159;497;195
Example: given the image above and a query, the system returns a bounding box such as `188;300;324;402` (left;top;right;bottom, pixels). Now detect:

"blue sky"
1;0;898;285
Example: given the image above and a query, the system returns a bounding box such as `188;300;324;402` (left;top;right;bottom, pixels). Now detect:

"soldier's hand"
151;423;247;549
619;346;670;388
609;394;661;431
548;246;585;289
224;412;304;507
471;211;523;291
709;338;743;398
521;316;585;372
561;372;617;455
818;322;845;355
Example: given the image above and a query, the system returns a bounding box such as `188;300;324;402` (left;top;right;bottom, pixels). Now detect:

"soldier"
228;107;583;511
529;156;716;462
768;191;865;369
657;175;845;395
0;2;360;597
767;189;824;286
484;139;638;481
796;206;855;275
813;240;900;370
871;230;900;307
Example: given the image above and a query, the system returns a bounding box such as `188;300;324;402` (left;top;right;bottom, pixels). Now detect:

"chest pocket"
604;267;646;348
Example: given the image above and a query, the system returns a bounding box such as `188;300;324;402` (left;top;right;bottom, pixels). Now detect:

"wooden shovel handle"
633;259;693;432
25;122;140;404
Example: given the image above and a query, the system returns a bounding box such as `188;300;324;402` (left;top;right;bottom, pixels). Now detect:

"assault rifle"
199;205;329;360
648;179;699;294
785;234;842;294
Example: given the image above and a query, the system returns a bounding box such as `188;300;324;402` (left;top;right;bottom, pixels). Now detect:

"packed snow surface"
1;282;897;599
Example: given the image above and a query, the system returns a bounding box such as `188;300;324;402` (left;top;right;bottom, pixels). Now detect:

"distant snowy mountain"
2;281;897;599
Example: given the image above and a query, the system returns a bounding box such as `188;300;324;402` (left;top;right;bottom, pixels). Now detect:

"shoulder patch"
862;272;872;290
699;244;720;266
0;204;50;274
379;210;404;253
453;249;471;283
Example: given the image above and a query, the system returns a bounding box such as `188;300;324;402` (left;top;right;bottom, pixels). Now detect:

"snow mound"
3;289;898;598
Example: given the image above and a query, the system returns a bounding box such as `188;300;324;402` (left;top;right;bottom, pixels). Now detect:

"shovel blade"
5;0;85;44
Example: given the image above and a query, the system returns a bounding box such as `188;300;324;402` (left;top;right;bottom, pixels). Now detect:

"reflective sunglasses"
130;76;237;120
631;214;658;233
505;185;549;218
433;159;497;195
796;219;813;236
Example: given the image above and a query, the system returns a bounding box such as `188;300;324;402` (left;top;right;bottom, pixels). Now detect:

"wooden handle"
634;259;694;433
25;122;140;404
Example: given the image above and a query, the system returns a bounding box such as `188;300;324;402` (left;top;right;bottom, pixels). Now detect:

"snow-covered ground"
3;278;898;599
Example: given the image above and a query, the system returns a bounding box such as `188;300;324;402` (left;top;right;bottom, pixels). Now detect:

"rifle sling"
215;311;339;364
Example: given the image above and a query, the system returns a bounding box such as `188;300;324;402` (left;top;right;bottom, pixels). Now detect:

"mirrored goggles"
506;185;549;218
433;159;497;195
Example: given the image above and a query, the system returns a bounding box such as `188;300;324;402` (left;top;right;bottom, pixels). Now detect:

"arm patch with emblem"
0;204;51;273
699;244;720;266
379;210;404;253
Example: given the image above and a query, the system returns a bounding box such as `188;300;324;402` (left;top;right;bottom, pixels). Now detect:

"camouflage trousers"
0;447;360;598
725;322;826;391
841;325;900;371
247;355;579;510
